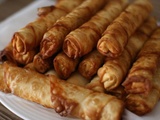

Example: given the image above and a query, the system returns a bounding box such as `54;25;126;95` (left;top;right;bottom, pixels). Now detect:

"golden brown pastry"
53;52;79;79
78;50;105;80
123;54;159;95
1;61;125;120
50;75;125;120
12;48;37;65
97;0;153;57
3;61;53;108
33;52;53;73
11;0;84;55
40;0;107;59
125;63;160;115
98;17;157;90
63;0;128;58
122;27;160;95
0;42;37;65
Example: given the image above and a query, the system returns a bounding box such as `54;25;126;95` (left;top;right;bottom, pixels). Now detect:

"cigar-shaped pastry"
3;61;53;108
40;0;107;59
63;0;128;58
12;48;37;65
97;0;153;57
78;50;105;80
11;0;84;55
125;63;160;115
2;61;124;120
123;54;159;95
0;42;37;65
33;53;53;73
53;52;79;79
50;75;124;120
122;27;160;95
98;17;157;90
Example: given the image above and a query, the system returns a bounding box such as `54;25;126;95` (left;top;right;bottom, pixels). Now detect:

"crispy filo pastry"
1;61;124;120
40;0;107;59
11;0;84;55
50;75;124;120
86;75;106;93
33;53;53;73
3;61;53;108
12;48;38;65
53;52;79;79
78;50;105;80
0;42;37;65
97;0;153;57
122;27;160;95
98;17;157;90
125;63;160;115
63;0;128;58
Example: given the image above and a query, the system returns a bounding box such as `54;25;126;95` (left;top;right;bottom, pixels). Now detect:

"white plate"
0;1;160;120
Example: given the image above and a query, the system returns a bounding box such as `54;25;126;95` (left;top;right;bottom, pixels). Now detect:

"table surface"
0;0;160;120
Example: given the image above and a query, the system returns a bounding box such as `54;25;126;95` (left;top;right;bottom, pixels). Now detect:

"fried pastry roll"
125;64;160;115
2;61;124;120
86;76;106;93
40;0;107;59
3;61;53;108
0;42;37;65
50;75;124;120
97;0;153;57
12;48;37;65
33;53;53;73
78;50;105;80
122;27;160;95
98;17;157;90
53;52;79;79
63;0;128;58
11;0;84;55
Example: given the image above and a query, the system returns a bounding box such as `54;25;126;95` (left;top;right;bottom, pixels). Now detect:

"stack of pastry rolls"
33;0;109;73
122;27;160;115
0;0;160;119
0;0;85;65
